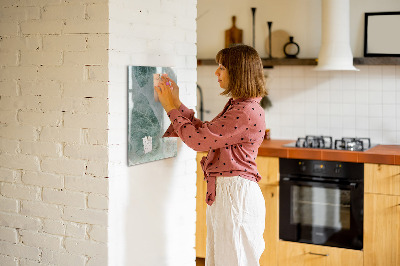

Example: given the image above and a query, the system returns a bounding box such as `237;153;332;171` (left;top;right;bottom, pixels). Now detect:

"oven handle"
281;177;358;188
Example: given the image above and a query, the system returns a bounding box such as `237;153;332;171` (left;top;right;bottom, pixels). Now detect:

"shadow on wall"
124;141;185;265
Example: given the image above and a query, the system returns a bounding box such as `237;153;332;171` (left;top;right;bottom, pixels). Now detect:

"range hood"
314;0;359;71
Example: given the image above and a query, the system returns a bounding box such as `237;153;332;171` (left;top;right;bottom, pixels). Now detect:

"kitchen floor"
196;257;205;266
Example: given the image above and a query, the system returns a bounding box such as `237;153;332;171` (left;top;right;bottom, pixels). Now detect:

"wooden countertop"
258;139;400;165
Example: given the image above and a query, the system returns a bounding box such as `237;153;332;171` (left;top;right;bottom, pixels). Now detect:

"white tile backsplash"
197;65;400;144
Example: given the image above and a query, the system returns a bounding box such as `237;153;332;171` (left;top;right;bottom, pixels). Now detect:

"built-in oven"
279;158;364;250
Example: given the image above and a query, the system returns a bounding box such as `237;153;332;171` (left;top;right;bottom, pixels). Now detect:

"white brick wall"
108;0;198;265
0;1;109;265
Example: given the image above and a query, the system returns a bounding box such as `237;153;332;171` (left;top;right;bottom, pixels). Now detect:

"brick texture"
0;0;109;264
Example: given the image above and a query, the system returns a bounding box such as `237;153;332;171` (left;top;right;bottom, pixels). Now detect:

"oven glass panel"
291;185;351;230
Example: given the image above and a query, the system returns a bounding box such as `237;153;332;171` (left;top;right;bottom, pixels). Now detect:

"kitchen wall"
0;0;197;265
108;0;198;265
197;0;400;145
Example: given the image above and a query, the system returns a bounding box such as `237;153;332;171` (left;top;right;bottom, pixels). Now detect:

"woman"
155;45;267;266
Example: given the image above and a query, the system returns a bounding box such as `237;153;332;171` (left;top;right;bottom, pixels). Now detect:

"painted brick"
63;207;107;226
0;168;16;183
0;125;37;141
86;160;108;177
64;144;108;161
0;241;40;261
88;194;108;210
43;188;86;208
0;51;18;66
22;171;63;189
86;3;108;20
41;248;86;266
65;175;108;194
0;212;42;230
20;21;62;35
21;200;63;219
88;225;107;243
39;127;81;144
0;81;17;96
86;255;107;266
20;141;62;157
0;153;39;170
87;65;108;82
0;183;41;201
0;66;38;81
20;51;62;66
42;4;85;20
20;230;62;251
175;42;197;56
0;36;42;52
37;66;85;82
0;22;18;36
19;259;42;266
0;110;17;124
18;111;62;127
42;35;86;51
0;196;18;213
64;50;108;66
82;98;109;114
63;81;108;98
83;129;108;146
86;34;108;51
30;96;85;113
65;238;107;257
19;80;62;97
0;226;18;243
0;138;19;154
41;158;86;176
0;6;40;21
65;222;86;239
43;219;66;235
63;20;108;34
0;254;17;266
64;113;108;129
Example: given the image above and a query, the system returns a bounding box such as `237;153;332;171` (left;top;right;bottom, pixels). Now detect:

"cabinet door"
278;241;363;266
365;163;400;196
196;152;208;258
259;185;279;266
256;156;279;186
364;193;400;266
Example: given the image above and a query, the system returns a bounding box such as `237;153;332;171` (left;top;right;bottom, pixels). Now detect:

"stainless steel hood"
314;0;359;71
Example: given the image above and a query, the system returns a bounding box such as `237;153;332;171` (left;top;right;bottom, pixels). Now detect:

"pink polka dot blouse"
163;97;266;206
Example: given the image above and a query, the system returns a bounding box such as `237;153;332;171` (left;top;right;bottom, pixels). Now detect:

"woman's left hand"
154;79;176;113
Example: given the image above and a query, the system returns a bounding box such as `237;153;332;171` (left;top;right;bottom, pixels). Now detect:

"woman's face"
215;64;229;89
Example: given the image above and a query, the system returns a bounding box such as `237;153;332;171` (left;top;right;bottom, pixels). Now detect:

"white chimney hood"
314;0;359;71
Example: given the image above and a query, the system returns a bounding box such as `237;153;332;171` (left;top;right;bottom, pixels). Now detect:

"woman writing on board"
155;44;267;266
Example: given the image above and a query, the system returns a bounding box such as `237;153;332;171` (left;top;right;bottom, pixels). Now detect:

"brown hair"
215;45;267;99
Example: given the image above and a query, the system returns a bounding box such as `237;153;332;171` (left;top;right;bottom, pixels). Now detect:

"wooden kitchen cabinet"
278;241;363;266
364;163;400;196
196;152;208;258
364;163;400;266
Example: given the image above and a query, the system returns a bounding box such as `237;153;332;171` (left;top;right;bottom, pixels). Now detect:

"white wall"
108;0;198;265
198;0;400;58
197;0;400;145
0;1;109;265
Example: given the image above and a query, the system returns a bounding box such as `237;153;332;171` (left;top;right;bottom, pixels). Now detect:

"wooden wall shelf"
197;57;400;68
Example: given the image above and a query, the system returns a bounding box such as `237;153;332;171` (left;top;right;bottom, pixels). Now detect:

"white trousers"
205;176;266;266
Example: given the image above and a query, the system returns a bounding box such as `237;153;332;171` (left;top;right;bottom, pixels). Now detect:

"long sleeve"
166;105;253;152
162;103;204;137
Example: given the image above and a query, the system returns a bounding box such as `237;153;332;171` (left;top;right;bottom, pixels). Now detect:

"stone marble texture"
128;66;177;166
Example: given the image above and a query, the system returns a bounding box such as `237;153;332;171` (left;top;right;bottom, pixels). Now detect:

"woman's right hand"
162;74;181;109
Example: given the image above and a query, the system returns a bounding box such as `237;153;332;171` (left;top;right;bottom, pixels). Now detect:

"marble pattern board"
128;66;177;166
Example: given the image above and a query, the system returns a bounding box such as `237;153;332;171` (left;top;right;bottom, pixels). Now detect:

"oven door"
279;177;363;250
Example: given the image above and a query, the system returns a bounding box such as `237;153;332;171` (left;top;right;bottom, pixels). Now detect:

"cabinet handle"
309;252;329;257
